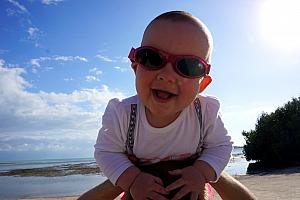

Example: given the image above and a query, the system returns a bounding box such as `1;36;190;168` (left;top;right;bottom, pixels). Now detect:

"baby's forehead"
141;19;211;59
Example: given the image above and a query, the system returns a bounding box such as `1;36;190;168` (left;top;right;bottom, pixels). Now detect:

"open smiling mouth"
152;89;177;100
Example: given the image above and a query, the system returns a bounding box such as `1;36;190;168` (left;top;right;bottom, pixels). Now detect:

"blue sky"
0;0;299;161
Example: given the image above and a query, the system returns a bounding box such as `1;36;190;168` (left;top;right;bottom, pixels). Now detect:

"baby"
94;11;232;200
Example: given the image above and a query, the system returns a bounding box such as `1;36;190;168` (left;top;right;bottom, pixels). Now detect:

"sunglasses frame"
128;46;211;79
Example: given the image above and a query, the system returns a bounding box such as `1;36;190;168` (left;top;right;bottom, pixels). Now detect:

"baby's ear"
199;75;212;93
131;62;138;74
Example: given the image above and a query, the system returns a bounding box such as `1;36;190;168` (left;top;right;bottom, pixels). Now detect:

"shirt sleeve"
198;97;233;182
94;98;133;185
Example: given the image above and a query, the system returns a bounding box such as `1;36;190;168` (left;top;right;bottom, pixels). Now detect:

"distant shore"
18;166;300;200
0;161;100;177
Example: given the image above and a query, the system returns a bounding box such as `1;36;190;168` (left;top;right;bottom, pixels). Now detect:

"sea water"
0;174;106;200
225;146;253;175
0;158;104;200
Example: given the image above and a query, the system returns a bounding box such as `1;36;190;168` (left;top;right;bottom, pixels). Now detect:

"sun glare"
260;0;300;51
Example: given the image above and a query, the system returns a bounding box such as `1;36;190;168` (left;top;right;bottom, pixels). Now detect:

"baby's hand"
130;172;169;200
166;166;206;200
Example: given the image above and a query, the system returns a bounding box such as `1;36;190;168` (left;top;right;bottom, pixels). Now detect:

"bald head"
142;11;213;62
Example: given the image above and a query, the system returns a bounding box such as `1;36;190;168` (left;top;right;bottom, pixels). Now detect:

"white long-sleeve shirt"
94;95;232;184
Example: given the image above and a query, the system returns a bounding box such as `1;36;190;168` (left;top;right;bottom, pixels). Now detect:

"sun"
259;0;300;51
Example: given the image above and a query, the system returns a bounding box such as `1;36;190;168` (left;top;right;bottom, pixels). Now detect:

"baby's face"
134;19;210;127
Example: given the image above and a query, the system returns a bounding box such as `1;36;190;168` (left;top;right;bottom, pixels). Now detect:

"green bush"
243;97;300;167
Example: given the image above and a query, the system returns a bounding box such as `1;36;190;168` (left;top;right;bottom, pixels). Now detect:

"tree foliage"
243;97;300;167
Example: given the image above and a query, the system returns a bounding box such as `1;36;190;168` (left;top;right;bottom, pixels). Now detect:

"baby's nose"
156;62;178;83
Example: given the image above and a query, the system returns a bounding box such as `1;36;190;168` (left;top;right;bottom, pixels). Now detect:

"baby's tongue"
156;90;171;99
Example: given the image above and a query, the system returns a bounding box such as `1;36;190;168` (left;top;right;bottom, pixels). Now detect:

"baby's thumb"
168;169;182;175
153;176;164;186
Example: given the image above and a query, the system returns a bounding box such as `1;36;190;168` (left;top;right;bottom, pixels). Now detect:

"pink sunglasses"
128;46;210;78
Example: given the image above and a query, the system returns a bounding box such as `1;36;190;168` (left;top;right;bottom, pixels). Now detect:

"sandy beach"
213;171;300;200
19;166;300;200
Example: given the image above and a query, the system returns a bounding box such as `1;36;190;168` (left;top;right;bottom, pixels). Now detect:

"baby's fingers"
168;169;182;176
148;191;169;200
166;178;185;192
190;192;199;200
170;186;190;200
153;176;164;186
152;183;169;195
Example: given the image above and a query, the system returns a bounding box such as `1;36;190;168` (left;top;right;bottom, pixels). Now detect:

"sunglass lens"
135;48;163;69
177;58;205;77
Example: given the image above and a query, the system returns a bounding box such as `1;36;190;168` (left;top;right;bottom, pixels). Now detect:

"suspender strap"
193;98;203;154
125;104;137;154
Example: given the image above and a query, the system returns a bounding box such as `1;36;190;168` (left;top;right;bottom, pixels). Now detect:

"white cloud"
29;55;88;73
116;56;129;63
121;57;129;63
27;27;40;39
26;26;43;47
96;54;115;62
7;0;29;15
114;66;129;72
86;68;102;82
6;2;42;48
89;67;103;76
64;77;74;82
74;56;88;62
41;0;64;5
0;59;5;67
0;66;31;92
30;58;40;67
96;55;130;63
32;67;38;74
54;56;88;62
30;58;42;73
6;1;42;48
0;131;96;157
95;70;102;76
85;75;99;82
0;65;125;155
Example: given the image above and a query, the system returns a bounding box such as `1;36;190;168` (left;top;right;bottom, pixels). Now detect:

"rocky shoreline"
2;160;300;178
0;162;101;177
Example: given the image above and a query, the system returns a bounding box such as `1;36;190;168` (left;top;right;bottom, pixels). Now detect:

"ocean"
0;147;250;200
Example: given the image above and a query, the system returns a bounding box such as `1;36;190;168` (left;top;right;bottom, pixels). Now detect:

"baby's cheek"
184;81;200;94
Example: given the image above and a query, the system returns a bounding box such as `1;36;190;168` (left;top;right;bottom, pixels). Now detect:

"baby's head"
142;11;213;63
129;11;214;127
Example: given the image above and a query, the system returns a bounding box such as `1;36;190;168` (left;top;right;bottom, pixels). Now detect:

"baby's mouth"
152;89;177;100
